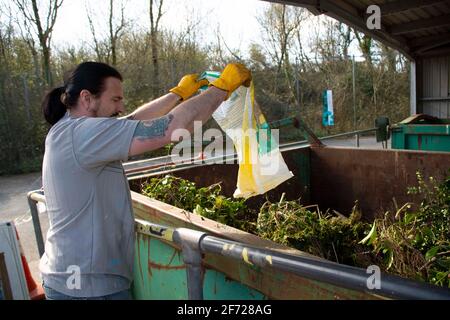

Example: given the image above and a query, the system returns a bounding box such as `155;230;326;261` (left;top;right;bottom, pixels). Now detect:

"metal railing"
123;128;383;180
27;190;46;258
28;190;450;300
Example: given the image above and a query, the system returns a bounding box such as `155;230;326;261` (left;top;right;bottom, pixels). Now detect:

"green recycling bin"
391;114;450;152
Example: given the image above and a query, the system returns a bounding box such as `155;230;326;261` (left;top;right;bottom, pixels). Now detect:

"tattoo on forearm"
133;114;174;141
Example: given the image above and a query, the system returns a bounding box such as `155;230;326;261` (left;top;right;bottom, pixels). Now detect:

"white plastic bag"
200;71;293;199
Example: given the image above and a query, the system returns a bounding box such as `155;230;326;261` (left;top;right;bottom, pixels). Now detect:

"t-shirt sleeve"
73;117;140;169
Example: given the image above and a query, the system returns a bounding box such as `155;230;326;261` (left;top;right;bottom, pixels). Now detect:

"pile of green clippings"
141;172;450;288
256;195;370;266
359;172;450;287
141;175;256;233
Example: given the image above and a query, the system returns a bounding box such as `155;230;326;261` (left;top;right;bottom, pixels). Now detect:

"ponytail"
42;86;67;125
42;62;123;126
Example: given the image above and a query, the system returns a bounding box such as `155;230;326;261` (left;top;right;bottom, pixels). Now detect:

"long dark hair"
42;62;123;125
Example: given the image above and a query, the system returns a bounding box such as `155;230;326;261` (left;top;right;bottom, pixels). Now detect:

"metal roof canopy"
263;0;450;60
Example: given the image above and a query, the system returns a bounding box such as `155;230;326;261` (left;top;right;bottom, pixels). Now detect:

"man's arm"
122;93;180;121
128;87;227;157
128;63;251;157
122;74;208;121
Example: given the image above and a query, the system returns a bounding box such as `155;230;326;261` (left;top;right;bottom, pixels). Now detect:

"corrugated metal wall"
418;56;450;118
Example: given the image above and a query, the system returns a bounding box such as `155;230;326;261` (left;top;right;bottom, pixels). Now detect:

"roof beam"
390;14;450;35
415;44;450;57
260;0;317;8
379;0;449;16
409;32;450;48
415;37;450;53
262;0;324;15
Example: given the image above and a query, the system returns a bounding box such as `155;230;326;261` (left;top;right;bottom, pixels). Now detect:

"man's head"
77;75;125;118
42;62;124;125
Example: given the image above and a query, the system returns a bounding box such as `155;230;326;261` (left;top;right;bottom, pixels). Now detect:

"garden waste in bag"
199;71;293;199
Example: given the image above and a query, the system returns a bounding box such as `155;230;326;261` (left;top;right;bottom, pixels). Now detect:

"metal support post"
174;228;207;300
27;190;45;257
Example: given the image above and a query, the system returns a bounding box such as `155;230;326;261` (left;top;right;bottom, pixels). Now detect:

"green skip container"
391;114;450;152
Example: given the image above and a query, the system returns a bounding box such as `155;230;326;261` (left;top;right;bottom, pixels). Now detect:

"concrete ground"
0;134;388;285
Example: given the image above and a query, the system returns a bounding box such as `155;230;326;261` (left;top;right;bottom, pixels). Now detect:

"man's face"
90;77;125;118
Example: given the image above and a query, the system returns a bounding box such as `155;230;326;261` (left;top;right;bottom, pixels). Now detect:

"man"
40;61;251;300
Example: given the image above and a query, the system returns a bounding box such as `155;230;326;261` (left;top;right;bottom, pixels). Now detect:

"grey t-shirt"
40;112;139;297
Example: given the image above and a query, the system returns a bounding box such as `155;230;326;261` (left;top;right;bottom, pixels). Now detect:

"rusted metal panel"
310;146;450;220
133;233;266;300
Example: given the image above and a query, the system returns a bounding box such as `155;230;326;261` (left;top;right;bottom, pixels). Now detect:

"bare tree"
0;14;15;138
149;0;164;96
354;30;373;66
217;27;243;62
380;43;398;72
206;24;230;69
109;0;126;66
257;3;305;99
311;18;354;62
86;7;106;62
13;0;63;85
86;0;127;65
337;23;353;59
2;2;40;80
258;4;304;74
22;23;41;81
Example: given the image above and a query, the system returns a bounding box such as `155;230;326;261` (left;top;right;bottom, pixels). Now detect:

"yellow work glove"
169;74;209;101
210;63;252;99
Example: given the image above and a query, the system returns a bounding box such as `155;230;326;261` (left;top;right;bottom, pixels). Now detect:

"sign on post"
322;90;334;126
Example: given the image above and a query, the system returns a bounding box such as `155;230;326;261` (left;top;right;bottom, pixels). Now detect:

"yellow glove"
210;63;252;99
169;74;209;101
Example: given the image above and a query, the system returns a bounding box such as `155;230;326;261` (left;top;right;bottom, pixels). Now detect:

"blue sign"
322;90;334;126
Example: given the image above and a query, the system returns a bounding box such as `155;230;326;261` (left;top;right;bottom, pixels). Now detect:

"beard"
89;100;101;117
